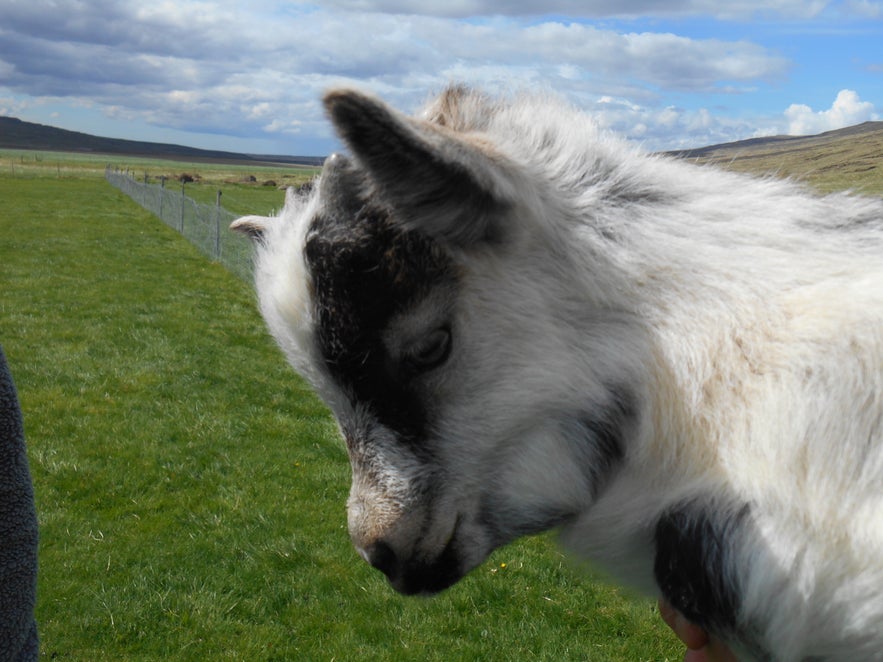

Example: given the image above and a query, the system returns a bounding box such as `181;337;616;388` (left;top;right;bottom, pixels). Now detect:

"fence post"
159;176;165;220
102;169;252;282
215;190;223;260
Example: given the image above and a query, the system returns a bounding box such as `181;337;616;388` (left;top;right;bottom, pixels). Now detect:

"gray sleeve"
0;345;39;661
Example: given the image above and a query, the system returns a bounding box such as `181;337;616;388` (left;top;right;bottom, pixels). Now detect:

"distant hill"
2;114;881;194
0;115;325;167
666;121;883;194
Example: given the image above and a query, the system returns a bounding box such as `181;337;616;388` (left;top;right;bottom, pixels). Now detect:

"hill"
2;114;881;194
0;115;324;167
667;121;883;194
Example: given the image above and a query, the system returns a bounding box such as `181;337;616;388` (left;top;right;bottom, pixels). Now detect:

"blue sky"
0;1;880;155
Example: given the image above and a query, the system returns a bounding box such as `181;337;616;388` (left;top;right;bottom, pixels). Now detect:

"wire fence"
105;166;254;282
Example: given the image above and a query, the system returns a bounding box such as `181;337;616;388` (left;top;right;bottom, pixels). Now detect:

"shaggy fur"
233;86;883;661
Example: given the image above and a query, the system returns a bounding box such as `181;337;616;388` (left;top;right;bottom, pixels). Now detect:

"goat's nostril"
367;541;398;579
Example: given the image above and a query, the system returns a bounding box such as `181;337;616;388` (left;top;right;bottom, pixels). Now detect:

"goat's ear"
323;88;516;247
230;215;269;241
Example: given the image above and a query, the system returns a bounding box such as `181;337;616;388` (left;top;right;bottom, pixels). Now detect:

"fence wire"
105;167;254;282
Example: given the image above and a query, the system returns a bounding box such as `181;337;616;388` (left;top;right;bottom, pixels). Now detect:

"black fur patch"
479;389;636;546
578;386;635;496
304;203;455;441
654;499;750;634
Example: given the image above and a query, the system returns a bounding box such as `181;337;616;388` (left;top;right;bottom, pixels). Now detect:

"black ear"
323;88;516;247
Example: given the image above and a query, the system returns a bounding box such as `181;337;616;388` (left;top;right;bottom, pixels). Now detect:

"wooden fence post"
180;180;186;233
159;176;166;219
215;190;223;259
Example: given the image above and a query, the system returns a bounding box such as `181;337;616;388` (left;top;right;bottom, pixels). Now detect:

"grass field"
0;162;683;659
676;122;883;195
0;149;318;216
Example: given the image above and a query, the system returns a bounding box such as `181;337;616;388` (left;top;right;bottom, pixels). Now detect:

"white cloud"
1;0;876;154
0;93;41;118
841;0;883;17
320;0;829;20
784;89;878;135
263;118;304;135
372;19;788;94
0;1;791;150
586;96;763;150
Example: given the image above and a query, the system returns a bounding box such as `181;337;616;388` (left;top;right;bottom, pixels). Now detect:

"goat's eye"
406;327;452;371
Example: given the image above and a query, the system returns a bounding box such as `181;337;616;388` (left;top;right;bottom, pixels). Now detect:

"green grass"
0;169;682;659
0;148;319;216
680;124;883;195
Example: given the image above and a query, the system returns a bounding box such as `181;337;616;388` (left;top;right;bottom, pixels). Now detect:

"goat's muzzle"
357;529;465;596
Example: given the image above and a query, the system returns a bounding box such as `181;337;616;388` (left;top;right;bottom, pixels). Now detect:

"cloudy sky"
0;1;881;155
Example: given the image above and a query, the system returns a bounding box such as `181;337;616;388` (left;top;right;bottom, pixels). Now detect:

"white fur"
239;87;883;661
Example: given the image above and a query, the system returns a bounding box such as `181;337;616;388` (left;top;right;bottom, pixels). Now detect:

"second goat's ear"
323;88;518;248
230;214;270;241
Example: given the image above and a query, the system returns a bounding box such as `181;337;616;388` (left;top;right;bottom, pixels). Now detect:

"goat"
232;86;883;660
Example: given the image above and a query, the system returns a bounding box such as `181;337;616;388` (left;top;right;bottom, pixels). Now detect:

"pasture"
0;158;681;659
673;122;883;196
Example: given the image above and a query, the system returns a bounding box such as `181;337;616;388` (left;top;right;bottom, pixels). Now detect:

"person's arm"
0;345;39;661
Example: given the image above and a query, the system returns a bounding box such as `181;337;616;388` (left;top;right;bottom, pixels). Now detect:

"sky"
0;1;881;156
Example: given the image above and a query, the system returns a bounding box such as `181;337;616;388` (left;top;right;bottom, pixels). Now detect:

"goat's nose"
364;541;399;580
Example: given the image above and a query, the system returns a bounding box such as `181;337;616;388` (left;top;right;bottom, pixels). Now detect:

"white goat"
232;86;883;661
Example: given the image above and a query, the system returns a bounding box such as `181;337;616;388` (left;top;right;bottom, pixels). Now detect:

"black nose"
366;541;398;581
361;539;464;596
